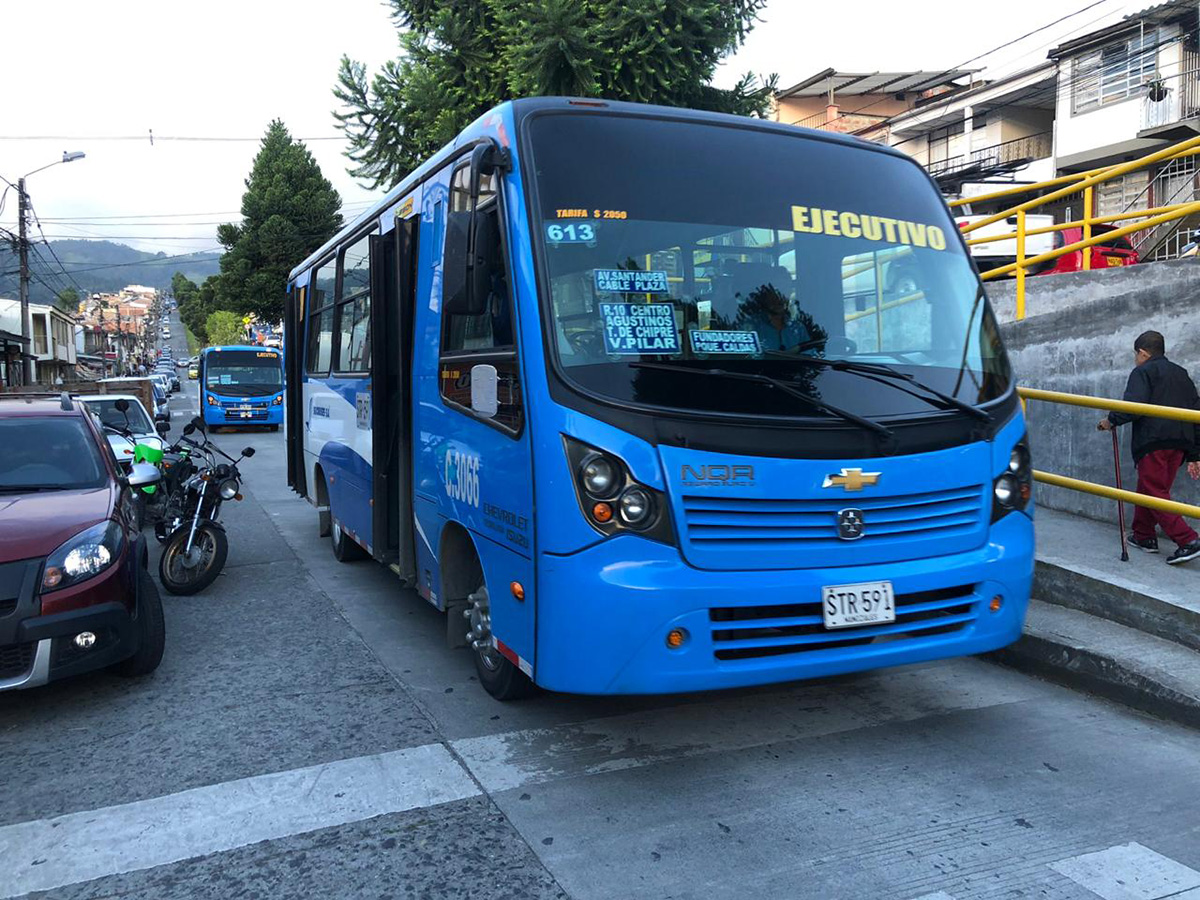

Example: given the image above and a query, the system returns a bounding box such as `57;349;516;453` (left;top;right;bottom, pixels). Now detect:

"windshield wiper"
0;484;65;494
629;362;894;439
784;356;991;422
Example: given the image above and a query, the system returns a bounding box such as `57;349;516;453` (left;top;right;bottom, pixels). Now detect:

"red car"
0;393;165;690
1038;224;1139;275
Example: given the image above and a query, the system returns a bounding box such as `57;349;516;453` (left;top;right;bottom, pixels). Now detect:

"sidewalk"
992;505;1200;728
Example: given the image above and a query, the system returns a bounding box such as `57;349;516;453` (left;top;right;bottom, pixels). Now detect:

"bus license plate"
822;581;896;630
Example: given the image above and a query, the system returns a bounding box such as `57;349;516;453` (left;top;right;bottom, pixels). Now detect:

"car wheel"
114;567;166;677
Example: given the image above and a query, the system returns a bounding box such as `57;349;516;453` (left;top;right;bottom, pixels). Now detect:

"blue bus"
284;98;1033;700
199;345;284;430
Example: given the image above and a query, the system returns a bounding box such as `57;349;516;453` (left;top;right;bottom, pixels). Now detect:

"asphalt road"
3;311;1200;899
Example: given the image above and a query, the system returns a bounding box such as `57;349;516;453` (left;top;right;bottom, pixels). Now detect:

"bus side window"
439;164;523;434
335;232;373;373
307;258;337;375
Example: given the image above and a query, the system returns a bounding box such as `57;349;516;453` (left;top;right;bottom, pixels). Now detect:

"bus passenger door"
369;220;417;579
284;284;307;496
415;162;537;678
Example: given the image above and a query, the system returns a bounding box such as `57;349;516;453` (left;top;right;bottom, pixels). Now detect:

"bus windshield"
528;114;1011;421
205;350;283;397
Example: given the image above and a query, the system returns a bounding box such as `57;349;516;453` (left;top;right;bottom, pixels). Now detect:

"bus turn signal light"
592;502;613;523
990;595;1003;612
510;581;525;601
666;628;688;649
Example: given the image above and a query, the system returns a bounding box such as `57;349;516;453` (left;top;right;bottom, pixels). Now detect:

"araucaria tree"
334;0;774;189
214;120;344;323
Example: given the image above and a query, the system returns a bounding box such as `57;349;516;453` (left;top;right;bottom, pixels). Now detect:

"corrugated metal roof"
776;68;976;99
1049;0;1193;58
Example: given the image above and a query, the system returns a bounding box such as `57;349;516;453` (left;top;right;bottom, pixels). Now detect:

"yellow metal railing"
949;135;1200;320
1018;386;1200;519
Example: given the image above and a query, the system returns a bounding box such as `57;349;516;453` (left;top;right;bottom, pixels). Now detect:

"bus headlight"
218;478;240;500
563;436;675;545
272;395;283;405
581;454;619;498
993;437;1032;521
206;394;218;406
618;487;653;528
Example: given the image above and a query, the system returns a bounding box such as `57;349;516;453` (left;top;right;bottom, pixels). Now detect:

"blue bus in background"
284;98;1034;701
199;345;284;430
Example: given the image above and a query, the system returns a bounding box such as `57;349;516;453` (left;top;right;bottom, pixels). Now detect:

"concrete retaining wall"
989;259;1200;523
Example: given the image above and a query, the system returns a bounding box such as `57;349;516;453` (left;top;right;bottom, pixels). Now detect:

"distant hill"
0;239;221;306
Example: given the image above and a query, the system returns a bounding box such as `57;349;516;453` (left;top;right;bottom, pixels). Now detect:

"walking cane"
1112;428;1129;561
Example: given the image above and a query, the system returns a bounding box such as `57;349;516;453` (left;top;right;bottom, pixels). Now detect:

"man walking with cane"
1099;330;1200;565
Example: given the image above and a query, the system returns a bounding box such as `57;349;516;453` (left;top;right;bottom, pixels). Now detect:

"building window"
1072;28;1161;114
32;318;48;356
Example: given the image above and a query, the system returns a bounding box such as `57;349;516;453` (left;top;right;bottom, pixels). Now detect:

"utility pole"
17;178;31;385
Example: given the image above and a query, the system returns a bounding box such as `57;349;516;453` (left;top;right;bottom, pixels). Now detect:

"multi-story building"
0;299;79;385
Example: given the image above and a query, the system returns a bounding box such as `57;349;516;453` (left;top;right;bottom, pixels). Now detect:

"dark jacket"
1108;355;1200;463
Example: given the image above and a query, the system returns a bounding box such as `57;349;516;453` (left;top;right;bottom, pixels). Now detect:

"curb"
989;631;1200;730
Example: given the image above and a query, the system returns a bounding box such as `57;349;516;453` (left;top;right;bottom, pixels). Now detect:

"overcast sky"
2;0;1143;264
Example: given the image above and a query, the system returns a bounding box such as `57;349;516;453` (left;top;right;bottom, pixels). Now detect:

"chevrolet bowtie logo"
822;468;882;491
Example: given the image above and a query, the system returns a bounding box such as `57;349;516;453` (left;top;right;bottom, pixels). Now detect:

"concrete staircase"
990;505;1200;728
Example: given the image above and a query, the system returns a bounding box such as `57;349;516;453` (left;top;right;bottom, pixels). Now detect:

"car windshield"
205;350;283;396
85;399;154;434
528;114;1011;421
0;417;107;490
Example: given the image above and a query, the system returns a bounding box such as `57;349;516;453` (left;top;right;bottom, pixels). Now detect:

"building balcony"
1139;66;1200;138
927;131;1052;184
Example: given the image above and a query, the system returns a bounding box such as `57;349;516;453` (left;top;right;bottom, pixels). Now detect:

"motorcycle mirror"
190;415;206;432
156;421;170;436
114;398;130;412
242;447;255;458
183;423;196;435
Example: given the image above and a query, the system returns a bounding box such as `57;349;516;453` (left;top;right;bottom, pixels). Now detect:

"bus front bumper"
534;511;1033;695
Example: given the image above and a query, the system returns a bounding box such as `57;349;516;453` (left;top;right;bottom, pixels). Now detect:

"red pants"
1132;448;1199;547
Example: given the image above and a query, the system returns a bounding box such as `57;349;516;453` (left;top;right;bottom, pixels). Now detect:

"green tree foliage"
213;120;343;324
172;272;221;343
205;310;245;347
334;0;775;188
55;287;79;313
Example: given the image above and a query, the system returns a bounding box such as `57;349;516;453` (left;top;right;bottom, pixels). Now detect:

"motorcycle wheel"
158;523;229;595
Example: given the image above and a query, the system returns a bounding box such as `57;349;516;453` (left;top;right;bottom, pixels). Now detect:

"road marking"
1049;842;1200;900
0;743;479;898
452;663;1039;793
907;893;956;900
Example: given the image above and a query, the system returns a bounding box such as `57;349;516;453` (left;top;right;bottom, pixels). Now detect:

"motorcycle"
156;416;255;595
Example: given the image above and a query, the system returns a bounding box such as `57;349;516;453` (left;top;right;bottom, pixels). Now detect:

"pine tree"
333;0;774;189
214;120;343;323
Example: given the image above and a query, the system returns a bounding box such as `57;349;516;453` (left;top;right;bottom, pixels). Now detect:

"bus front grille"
708;585;977;661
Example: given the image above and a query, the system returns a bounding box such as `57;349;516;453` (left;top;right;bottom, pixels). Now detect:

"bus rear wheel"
465;584;534;700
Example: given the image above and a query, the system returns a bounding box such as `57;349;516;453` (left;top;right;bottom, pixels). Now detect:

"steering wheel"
565;330;605;357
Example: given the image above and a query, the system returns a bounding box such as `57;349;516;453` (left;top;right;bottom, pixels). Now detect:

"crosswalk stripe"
1049;842;1200;900
0;743;480;899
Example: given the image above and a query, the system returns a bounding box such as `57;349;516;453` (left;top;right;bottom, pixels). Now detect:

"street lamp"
13;151;86;384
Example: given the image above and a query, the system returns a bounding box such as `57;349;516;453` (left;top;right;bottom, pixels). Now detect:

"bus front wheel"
466;584;534;701
331;519;367;562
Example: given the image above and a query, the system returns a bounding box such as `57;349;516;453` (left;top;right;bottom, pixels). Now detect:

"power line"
27;198;93;296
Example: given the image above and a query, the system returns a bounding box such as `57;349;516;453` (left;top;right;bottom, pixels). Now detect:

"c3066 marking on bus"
444;448;480;508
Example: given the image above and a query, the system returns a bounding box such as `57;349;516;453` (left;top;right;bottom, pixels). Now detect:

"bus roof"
288;96;914;283
202;345;280;354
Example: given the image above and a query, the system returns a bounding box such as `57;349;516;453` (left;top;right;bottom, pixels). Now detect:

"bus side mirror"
470;365;499;419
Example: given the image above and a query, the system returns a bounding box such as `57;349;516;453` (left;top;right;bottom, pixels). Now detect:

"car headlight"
42;520;124;593
218;478;240;500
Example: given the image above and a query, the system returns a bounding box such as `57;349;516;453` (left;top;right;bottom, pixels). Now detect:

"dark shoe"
1166;541;1200;565
1129;535;1159;553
